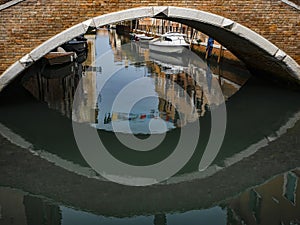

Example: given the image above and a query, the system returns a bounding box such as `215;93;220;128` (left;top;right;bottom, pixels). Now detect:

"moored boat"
76;50;88;64
61;40;87;54
61;35;88;55
130;33;154;42
149;32;189;53
43;52;75;66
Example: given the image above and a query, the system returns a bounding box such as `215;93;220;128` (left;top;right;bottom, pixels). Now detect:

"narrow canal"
0;29;300;224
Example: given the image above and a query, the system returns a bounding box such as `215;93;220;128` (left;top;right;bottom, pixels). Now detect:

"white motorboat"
149;32;189;53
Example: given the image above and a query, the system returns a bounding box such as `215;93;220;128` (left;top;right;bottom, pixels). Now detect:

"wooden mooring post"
218;45;224;64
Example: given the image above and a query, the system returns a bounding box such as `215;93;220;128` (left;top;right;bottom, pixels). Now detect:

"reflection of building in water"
73;34;98;123
107;29;133;64
100;29;245;129
22;62;80;119
151;62;201;127
108;30;149;64
0;187;61;225
154;214;167;225
0;187;27;225
23;33;98;123
227;169;300;225
106;28;209;126
107;29;121;52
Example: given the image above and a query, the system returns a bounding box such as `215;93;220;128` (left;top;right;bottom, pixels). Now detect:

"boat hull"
149;43;187;54
61;40;87;54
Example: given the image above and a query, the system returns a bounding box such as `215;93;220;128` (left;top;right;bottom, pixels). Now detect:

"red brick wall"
0;0;299;74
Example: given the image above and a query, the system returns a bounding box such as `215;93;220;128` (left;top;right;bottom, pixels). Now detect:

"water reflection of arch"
1;168;300;225
0;187;61;225
0;126;300;220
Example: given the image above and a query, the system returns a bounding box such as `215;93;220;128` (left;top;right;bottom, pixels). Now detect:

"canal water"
0;29;300;224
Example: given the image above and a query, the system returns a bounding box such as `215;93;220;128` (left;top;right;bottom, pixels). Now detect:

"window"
283;172;298;205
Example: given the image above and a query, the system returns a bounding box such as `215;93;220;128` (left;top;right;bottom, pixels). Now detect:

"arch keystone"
82;19;96;31
152;6;169;17
222;18;234;29
168;7;224;26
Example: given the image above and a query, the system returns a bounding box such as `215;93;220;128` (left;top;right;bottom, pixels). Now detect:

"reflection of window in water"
283;172;298;205
24;195;61;225
154;214;167;225
249;189;262;224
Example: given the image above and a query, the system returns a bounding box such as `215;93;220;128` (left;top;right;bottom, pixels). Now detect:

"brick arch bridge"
0;0;299;91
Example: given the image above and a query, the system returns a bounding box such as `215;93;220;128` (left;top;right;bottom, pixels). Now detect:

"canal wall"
191;43;241;64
